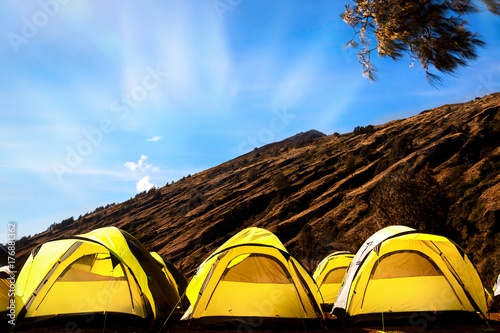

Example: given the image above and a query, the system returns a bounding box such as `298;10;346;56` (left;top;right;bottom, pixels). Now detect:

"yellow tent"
15;227;181;326
313;251;354;310
150;251;190;310
181;227;324;328
333;226;487;324
1;265;14;328
1;266;12;308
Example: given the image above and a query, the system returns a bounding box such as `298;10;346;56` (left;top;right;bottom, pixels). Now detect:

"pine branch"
341;0;491;84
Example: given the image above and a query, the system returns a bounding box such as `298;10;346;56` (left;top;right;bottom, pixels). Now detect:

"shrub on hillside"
390;134;413;161
188;191;206;210
246;168;259;183
344;155;357;174
370;166;449;234
353;126;364;135
353;125;375;135
374;157;390;175
271;172;290;190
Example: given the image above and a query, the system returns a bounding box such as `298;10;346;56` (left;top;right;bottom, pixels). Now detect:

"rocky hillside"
16;93;500;286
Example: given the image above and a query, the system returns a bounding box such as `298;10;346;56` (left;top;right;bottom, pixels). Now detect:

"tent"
150;251;190;310
312;251;354;310
1;265;14;328
15;227;181;326
495;274;500;298
0;244;9;315
181;227;324;328
332;225;488;324
493;274;500;312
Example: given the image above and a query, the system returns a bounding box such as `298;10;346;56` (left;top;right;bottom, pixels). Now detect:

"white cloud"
124;161;138;171
125;155;160;192
136;176;155;192
148;136;162;142
125;154;157;172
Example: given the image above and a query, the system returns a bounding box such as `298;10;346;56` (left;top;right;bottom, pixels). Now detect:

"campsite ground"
12;313;500;333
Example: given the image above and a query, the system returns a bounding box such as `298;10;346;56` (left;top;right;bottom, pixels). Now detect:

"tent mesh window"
58;254;127;282
220;254;292;284
322;267;349;284
369;251;442;280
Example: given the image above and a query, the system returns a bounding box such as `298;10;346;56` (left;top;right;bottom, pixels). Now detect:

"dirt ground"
9;313;500;333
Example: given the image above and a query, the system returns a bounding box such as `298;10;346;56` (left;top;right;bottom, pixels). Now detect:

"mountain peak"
286;129;326;142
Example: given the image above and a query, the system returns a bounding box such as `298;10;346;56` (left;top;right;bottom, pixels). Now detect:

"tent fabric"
150;252;181;296
334;225;415;314
493;274;500;312
313;251;354;306
369;251;441;279
221;254;292;283
212;227;289;254
150;251;190;310
332;226;487;323
1;265;13;332
495;274;500;297
15;227;181;325
181;227;324;327
1;266;12;314
323;268;348;284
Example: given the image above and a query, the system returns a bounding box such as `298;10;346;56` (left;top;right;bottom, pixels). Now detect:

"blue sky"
1;1;499;242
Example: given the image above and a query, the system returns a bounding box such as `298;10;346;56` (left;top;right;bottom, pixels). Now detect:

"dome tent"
1;265;14;330
150;251;190;310
181;227;324;328
312;251;354;310
495;274;500;298
0;244;11;319
332;225;487;324
15;227;181;327
492;274;500;312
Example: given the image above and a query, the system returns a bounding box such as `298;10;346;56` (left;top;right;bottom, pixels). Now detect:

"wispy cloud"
136;176;155;192
124;161;139;172
148;136;162;142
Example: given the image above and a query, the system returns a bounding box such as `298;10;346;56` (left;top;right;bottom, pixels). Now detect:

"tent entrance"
358;251;463;314
203;253;307;318
321;267;349;286
34;253;148;318
319;266;349;304
220;254;292;284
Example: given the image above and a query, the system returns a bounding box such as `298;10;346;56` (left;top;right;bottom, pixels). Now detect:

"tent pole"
288;261;307;333
102;263;115;333
376;251;384;332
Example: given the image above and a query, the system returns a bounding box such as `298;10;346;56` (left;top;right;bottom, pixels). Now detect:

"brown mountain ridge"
15;92;500;286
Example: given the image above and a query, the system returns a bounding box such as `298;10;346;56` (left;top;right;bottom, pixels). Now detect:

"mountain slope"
16;93;500;285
